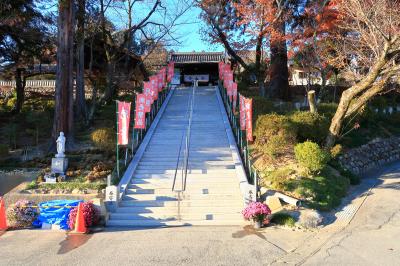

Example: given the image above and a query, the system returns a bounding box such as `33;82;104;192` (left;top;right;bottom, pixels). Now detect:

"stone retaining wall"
3;192;101;208
338;137;400;175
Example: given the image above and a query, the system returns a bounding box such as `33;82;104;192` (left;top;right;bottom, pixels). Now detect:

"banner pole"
136;128;139;146
116;101;120;180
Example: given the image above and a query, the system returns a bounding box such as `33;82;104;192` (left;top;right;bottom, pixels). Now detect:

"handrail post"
172;85;195;192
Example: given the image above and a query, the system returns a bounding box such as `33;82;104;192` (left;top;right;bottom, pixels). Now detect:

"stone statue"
56;132;66;158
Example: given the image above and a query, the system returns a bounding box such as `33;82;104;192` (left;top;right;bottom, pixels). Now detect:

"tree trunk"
255;30;265;97
268;18;289;100
13;68;26;114
325;90;352;148
75;0;87;122
103;59;115;104
53;0;75;149
87;37;97;124
325;51;391;148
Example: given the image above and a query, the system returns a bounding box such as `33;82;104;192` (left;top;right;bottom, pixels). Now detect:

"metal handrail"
217;84;261;200
172;85;195;192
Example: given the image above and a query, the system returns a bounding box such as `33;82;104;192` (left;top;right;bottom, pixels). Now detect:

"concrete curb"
214;86;255;205
118;87;176;200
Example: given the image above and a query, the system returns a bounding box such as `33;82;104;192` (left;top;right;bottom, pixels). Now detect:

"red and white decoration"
244;98;253;141
134;94;146;129
239;95;246;130
117;101;131;145
232;82;238;111
167;62;175;82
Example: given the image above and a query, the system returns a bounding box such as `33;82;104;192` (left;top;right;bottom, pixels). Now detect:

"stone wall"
338;137;400;175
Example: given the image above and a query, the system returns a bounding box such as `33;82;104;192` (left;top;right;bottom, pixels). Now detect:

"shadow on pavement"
58;233;93;254
232;225;267;240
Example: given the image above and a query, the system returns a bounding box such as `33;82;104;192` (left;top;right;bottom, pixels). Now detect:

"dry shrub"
90;128;115;152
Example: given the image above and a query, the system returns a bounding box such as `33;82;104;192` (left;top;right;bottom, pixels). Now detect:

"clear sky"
107;1;223;53
174;6;223;52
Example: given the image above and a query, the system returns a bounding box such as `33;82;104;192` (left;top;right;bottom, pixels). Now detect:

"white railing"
0;80;16;87
0;80;94;99
0;80;57;88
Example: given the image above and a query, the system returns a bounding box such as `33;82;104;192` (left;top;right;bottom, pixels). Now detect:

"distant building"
289;66;332;86
168;52;224;85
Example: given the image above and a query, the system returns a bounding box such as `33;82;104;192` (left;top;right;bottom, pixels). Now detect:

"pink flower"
242;201;271;222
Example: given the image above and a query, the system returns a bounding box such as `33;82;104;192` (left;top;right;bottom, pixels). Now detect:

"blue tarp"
33;200;82;230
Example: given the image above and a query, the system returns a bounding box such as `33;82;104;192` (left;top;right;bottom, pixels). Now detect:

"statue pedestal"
51;157;68;175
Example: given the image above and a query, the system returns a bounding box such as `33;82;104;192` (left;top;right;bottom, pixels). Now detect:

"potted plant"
242;201;271;228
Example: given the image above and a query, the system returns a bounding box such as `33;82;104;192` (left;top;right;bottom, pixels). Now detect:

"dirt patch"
0;171;37;196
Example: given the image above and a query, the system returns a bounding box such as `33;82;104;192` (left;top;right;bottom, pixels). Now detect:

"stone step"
119;198;243;207
142;152;233;157
109;212;243;221
131;172;237;184
107;219;246;227
127;182;239;190
125;186;241;195
121;193;243;201
137;162;235;167
147;141;230;146
133;169;237;175
140;155;233;161
137;157;234;162
115;205;244;214
144;147;232;151
130;177;239;185
135;165;235;171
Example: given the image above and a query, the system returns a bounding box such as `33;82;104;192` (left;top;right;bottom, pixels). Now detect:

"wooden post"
308;90;317;113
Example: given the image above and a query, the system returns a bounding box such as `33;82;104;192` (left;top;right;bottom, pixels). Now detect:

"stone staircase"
107;86;246;227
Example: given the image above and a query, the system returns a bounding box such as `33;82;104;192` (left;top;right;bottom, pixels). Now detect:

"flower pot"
254;220;262;229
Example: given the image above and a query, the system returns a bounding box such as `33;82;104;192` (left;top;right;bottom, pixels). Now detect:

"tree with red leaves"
198;0;268;95
290;0;339;98
199;0;306;99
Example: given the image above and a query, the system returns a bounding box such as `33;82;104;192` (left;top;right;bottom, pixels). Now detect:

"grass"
270;212;296;227
26;181;106;192
247;92;400;211
329;160;361;185
291;168;349;211
26;180;38;190
262;167;350;211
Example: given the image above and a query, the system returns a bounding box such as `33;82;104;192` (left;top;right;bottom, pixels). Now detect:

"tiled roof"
169;52;224;63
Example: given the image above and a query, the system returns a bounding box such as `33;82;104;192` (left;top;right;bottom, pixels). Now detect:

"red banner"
239;95;246;130
223;64;231;79
245;98;253;141
117;101;131;145
149;76;158;101
160;67;166;86
167;62;175;82
145;94;152;113
232;82;238;111
223;71;233;84
227;80;233;102
157;73;163;92
143;81;151;96
218;62;224;80
134;94;146;129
